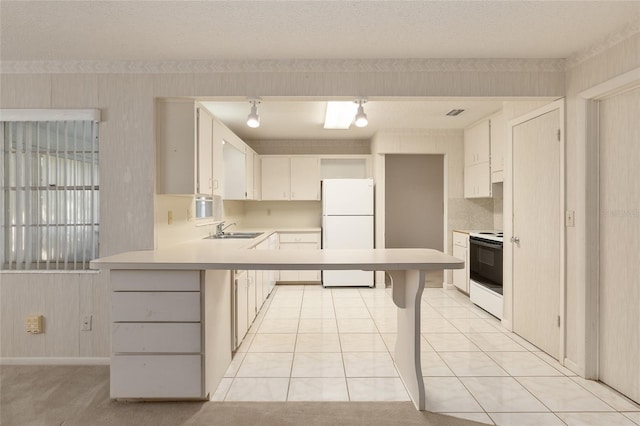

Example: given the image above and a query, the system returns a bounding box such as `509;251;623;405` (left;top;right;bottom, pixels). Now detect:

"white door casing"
577;67;640;381
597;85;640;403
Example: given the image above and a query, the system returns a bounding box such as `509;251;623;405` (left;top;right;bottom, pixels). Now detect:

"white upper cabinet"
290;157;321;200
463;116;496;198
261;156;291;200
252;150;262;200
213;117;258;200
245;147;260;200
464;120;490;166
261;156;321;201
197;110;214;195
222;142;246;200
490;111;506;183
156;100;214;196
210;119;227;197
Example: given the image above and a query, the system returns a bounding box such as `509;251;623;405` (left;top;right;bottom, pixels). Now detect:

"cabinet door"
464;163;491;198
156;100;197;195
464;119;490;166
223;143;246;200
247;270;256;325
490;112;506;182
197;107;213;195
291;157;320;200
261;157;290;200
245;148;255;200
235;272;248;346
253;150;262;200
452;244;469;293
211;119;225;196
279;237;321;281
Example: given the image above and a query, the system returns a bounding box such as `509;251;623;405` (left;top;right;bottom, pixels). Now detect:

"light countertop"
90;227;463;271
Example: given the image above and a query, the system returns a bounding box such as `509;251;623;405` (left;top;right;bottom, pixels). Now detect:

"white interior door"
511;107;562;359
598;86;640;403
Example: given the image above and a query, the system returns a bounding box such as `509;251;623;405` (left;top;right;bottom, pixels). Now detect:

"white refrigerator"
322;178;374;287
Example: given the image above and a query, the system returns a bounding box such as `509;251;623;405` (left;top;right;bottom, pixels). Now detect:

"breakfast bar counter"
91;245;463;411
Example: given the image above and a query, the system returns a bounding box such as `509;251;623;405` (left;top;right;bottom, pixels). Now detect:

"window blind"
1;112;100;270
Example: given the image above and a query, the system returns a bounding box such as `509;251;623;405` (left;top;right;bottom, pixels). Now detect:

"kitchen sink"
205;232;263;240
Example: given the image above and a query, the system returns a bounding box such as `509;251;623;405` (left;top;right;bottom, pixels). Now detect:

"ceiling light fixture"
246;98;261;128
324;101;357;129
354;99;368;128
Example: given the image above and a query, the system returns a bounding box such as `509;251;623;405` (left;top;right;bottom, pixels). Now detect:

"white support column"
392;269;426;410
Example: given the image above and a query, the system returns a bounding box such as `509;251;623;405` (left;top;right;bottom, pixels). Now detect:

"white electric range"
468;231;503;319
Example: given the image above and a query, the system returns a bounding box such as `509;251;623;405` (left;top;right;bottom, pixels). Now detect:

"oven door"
469;237;503;290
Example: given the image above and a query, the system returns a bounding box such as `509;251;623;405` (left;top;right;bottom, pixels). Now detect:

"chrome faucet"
215;221;236;237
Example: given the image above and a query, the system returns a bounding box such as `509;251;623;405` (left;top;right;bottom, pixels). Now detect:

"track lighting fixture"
354;99;368;128
246;98;261;128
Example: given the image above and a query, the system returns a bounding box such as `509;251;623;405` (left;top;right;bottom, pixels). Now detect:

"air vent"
446;109;465;116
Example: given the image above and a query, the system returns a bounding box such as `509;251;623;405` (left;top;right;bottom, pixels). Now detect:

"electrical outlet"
26;315;43;334
81;315;92;331
267;209;271;216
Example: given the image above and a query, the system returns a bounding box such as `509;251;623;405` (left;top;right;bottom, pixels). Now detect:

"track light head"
354;99;368;128
246;98;261;128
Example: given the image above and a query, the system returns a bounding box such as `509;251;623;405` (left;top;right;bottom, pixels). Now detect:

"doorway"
597;85;640;403
385;154;444;287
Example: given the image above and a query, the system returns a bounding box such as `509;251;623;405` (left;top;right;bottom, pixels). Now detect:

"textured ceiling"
2;1;636;140
1;1;638;61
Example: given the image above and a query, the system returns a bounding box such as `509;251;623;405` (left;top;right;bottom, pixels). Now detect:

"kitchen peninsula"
90;238;463;411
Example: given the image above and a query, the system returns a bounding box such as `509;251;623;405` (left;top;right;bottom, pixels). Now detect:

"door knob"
511;236;520;244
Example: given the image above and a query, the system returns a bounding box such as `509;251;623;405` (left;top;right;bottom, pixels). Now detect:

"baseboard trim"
0;357;110;366
500;318;513;331
563;358;584;377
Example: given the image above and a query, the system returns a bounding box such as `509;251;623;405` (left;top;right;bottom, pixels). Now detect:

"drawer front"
278;232;320;244
112;292;200;322
111;355;202;399
111;270;200;291
453;232;468;247
112;323;201;353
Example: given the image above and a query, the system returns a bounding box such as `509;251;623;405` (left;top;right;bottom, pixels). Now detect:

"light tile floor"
215;285;640;425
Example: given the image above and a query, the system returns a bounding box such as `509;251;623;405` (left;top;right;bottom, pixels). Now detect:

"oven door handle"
470;238;503;249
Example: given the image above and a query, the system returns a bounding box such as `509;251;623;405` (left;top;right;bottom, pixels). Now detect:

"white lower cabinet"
233;233;280;350
110;270;205;399
452;232;470;293
234;270;249;347
112;292;200;322
278;232;321;282
112;323;201;353
111;355;202;399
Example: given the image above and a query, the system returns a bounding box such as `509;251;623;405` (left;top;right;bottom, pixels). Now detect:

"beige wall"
0;60;565;359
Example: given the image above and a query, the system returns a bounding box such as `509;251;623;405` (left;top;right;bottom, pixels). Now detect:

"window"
1;110;100;270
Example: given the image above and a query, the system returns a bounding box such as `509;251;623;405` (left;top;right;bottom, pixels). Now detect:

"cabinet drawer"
279;233;320;243
111;270;200;291
112;292;200;322
453;232;468;247
111;355;202;399
112;323;201;353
